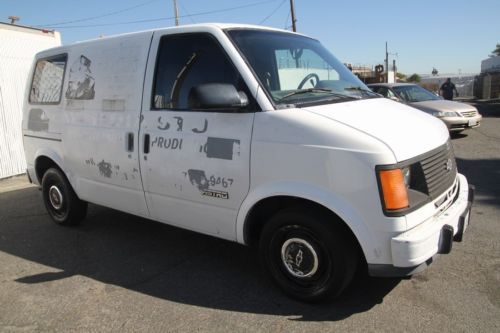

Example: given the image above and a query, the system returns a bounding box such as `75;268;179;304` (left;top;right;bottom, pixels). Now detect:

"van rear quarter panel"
24;32;154;215
23;48;70;182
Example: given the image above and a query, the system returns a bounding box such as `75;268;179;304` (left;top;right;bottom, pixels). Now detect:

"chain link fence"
420;76;476;98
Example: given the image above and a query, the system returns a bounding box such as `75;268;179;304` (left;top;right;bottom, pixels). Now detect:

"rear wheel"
41;168;87;225
259;207;358;302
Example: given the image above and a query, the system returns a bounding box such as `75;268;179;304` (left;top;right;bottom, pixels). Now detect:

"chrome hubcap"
48;185;63;210
281;238;319;278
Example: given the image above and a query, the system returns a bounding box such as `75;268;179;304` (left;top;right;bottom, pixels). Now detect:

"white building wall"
0;25;60;179
387;70;396;83
481;56;500;73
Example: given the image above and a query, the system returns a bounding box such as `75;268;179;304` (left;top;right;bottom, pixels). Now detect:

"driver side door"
139;32;258;241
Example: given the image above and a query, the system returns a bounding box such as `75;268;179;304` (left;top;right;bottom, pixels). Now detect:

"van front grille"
419;141;457;199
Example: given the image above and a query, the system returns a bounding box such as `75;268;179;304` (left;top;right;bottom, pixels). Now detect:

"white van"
23;24;474;301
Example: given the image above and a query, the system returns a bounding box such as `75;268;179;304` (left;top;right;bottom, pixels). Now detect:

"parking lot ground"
0;102;499;332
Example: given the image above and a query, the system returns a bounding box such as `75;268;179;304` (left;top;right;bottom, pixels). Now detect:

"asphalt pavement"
0;102;499;332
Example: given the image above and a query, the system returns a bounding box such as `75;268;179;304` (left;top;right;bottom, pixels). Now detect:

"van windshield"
226;29;378;107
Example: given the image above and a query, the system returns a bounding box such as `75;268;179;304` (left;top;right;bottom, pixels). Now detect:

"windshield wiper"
277;88;355;102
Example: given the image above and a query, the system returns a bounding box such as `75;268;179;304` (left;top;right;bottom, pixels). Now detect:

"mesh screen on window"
30;55;67;104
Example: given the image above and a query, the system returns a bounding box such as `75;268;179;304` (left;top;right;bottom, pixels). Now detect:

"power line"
179;0;197;24
284;7;291;30
36;0;161;27
38;0;275;29
259;0;287;25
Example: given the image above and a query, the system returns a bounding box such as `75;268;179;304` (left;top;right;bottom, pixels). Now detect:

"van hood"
302;98;449;162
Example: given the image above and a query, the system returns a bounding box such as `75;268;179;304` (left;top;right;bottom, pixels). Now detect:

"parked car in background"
368;83;482;133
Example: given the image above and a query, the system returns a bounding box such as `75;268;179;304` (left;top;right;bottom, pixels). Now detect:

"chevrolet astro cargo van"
23;24;474;301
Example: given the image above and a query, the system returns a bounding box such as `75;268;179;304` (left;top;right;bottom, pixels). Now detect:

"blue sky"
1;0;499;75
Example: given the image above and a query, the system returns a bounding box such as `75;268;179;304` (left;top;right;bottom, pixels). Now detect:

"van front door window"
152;33;253;111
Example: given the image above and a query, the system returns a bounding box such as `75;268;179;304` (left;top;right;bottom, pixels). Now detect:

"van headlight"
433;111;458;117
402;166;411;188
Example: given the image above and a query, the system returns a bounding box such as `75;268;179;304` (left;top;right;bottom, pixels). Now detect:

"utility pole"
173;0;179;26
289;0;297;32
393;59;396;82
385;41;389;83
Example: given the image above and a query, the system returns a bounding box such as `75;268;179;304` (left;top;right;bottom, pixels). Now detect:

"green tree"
396;72;407;81
407;73;421;82
491;43;500;57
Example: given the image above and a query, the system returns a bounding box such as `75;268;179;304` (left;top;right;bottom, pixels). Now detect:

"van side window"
29;54;67;104
152;33;254;111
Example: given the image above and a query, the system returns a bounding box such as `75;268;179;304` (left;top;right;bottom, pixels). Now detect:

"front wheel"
259;207;358;302
41;168;87;225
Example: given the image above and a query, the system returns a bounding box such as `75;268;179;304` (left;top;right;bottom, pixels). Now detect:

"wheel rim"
264;219;351;299
281;238;319;278
270;225;333;294
48;185;64;210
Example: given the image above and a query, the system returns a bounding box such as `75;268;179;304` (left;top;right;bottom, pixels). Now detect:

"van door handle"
126;132;134;152
143;134;150;154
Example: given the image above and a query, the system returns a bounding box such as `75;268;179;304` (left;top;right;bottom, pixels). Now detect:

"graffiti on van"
97;159;112;178
27;109;49;132
186;169;230;199
187;169;209;191
66;55;95;100
156;116;209;134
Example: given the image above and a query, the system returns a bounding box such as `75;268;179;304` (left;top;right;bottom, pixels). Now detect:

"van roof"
34;23;308;59
74;23;302;44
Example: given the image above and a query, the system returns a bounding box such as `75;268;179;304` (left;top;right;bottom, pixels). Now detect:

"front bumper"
369;174;473;276
442;114;482;132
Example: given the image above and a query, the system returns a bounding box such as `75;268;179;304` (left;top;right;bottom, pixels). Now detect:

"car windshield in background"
226;29;378;107
393;85;441;103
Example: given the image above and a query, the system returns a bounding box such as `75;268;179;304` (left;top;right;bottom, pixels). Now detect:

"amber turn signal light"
379;169;409;210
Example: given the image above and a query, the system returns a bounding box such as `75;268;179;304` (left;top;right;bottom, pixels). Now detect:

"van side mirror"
188;83;249;110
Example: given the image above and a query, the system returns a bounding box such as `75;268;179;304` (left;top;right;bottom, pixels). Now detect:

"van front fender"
236;181;377;263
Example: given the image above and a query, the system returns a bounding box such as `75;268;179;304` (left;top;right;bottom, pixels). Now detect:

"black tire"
41;167;87;226
259;207;358;302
